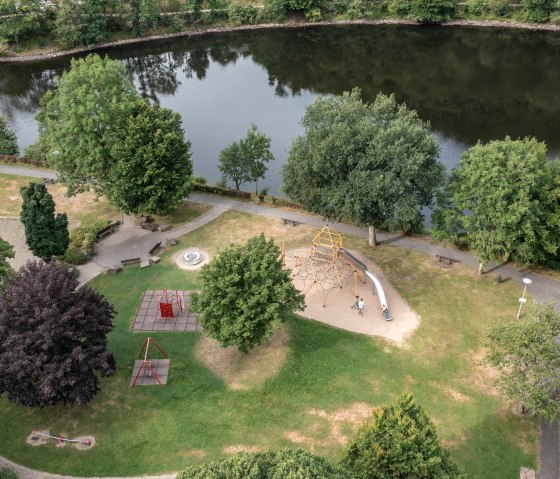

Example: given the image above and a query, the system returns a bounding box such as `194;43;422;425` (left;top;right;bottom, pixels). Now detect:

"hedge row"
0;155;47;168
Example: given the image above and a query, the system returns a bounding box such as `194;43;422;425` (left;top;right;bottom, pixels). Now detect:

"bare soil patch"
429;382;473;402
223;445;262;454
468;348;500;397
194;326;290;390
179;449;207;458
285;402;374;449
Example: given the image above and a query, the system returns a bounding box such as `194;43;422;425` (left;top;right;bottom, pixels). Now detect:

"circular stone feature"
183;250;202;265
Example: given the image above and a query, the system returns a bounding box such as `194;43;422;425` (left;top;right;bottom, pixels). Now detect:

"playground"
0;210;537;479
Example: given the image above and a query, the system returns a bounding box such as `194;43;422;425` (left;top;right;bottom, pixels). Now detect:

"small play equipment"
158;289;184;319
28;430;93;448
130;337;170;387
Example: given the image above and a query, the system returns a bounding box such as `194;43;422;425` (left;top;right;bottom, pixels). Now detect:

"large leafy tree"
106;100;192;215
388;0;457;22
0;261;116;407
0;236;14;288
219;124;274;193
0;116;18;155
0;0;48;46
486;303;560;422
37;54;193;214
433;137;560;274
343;393;464;479
37;54;138;196
282;89;443;245
20;182;69;261
54;0;109;49
192;234;305;353
178;448;351;479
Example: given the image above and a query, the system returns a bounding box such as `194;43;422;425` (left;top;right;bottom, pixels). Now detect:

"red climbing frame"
158;289;184;319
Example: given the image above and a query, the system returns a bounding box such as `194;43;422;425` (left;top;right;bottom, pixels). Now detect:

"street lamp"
516;277;532;320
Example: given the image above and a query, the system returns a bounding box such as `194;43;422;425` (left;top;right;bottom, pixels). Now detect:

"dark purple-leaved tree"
0;261;116;407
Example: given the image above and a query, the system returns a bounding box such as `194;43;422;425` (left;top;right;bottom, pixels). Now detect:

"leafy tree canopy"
0;236;14;287
54;0;109;49
486;303;560;422
388;0;457;22
0;0;48;46
282;88;443;237
342;393;464;479
0;115;18;155
219;124;274;193
433;137;560;268
106;99;193;215
0;261;116;407
192;234;305;353
37;54;193;214
178;448;351;479
20;182;69;261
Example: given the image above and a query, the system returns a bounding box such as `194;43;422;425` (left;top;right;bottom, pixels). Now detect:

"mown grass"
0;173;208;228
0;211;536;478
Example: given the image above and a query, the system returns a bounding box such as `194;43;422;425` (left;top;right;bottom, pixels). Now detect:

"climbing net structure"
283;226;365;307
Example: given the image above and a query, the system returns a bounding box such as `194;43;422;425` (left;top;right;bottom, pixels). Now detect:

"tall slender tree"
0;116;18;155
20;182;69;261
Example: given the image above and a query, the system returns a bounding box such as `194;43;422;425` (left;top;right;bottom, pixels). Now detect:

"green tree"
218;124;273;192
0;236;14;288
54;0;108;49
37;54;193;215
0;0;49;46
218;141;247;189
486;303;560;422
178;448;351;479
282;88;443;246
37;54;138;196
433;137;560;274
388;0;457;21
192;234;305;353
106;99;192;215
521;0;554;21
342;393;464;479
0;116;18;155
20;182;69;261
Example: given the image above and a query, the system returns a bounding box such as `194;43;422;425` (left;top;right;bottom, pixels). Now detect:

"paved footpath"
0;166;558;478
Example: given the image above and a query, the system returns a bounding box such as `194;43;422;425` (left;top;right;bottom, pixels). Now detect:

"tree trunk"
255;179;258;195
368;226;378;247
477;262;484;276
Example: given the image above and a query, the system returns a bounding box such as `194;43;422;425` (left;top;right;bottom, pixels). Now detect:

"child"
357;298;365;316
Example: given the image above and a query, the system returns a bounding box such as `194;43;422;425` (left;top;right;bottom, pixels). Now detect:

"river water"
1;24;560;195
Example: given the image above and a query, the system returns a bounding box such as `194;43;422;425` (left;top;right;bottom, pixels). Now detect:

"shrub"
0;467;17;479
227;4;258;25
305;6;323;19
389;0;456;20
62;247;89;265
258;0;288;21
192;176;207;185
520;0;554;21
465;0;489;16
488;0;510;16
62;220;111;265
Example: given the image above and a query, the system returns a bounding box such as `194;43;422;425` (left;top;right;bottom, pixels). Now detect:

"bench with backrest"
149;242;162;255
121;258;141;266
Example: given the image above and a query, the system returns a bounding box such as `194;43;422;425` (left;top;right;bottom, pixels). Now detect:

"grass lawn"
0;173;209;228
0;211;536;478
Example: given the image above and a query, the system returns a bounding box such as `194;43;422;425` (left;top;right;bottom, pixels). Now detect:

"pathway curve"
0;166;557;478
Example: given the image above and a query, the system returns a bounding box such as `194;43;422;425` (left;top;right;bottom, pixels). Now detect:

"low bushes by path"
0;211;536;478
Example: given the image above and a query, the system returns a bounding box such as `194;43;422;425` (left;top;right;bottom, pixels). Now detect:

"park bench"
281;218;300;227
121;257;141;266
149;242;162;255
42;177;56;184
96;221;120;240
436;254;460;266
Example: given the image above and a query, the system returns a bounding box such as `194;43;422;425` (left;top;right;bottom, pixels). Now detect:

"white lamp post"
516;277;532;320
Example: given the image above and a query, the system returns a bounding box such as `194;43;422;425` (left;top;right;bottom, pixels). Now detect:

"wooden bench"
121;257;141;266
436;254;460;266
42;177;56;184
96;221;120;240
149;242;162;255
281;218;300;227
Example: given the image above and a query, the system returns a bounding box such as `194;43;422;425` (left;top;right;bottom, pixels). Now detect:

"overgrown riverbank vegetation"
0;0;559;57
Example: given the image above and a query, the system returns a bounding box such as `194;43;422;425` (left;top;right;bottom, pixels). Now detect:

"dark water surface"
2;24;560;194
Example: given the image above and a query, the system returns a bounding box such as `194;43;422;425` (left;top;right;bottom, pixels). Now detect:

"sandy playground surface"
285;248;420;346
